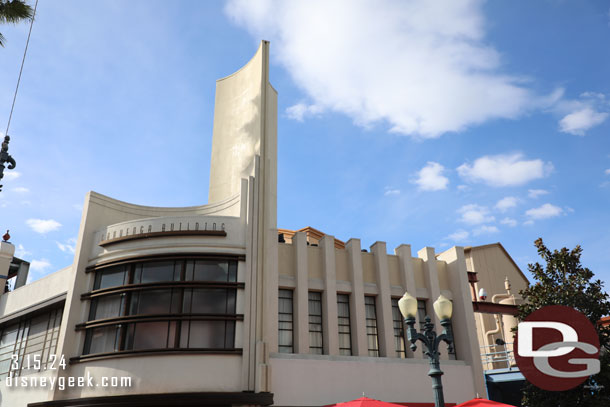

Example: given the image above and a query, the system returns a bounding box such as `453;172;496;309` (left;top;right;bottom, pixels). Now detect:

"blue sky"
1;0;609;291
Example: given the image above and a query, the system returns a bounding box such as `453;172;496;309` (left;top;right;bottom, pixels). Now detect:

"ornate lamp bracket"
0;135;17;192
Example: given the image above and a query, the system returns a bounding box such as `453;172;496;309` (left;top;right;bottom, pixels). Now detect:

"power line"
4;0;39;137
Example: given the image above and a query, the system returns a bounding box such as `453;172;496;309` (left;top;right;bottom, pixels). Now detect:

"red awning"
455;398;517;407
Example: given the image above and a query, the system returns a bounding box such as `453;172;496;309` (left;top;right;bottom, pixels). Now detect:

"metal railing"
480;342;516;371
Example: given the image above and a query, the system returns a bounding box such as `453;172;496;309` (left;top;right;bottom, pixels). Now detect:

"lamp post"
398;292;454;407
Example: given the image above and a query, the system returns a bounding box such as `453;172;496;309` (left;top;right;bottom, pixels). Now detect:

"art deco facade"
0;42;526;407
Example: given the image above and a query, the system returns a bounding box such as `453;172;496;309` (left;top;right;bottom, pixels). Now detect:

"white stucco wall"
270;353;476;405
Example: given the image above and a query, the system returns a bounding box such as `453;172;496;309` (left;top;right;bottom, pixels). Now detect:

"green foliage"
518;238;610;407
0;0;33;47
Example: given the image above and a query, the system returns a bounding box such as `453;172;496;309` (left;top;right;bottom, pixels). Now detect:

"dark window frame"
308;291;323;355
337;293;352;356
365;296;379;357
391;298;407;358
278;289;294;353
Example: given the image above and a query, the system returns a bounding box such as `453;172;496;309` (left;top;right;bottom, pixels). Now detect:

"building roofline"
464;242;530;284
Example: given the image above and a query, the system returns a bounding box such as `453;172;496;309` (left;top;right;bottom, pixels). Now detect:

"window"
337;294;352;356
278;289;294;353
391;298;406;358
365;296;379;357
417;299;428;331
82;258;240;357
447;320;457;360
308;292;323;354
0;305;63;379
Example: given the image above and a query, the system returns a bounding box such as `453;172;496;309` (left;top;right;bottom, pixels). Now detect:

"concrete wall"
270;353;476;406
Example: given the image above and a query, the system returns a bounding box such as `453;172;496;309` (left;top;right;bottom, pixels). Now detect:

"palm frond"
0;1;33;24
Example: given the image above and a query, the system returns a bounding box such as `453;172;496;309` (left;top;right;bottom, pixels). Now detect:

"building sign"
514;305;600;391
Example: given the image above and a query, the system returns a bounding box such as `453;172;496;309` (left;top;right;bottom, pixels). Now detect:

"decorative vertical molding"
263;226;279;354
293;232;310;353
438;246;487;398
245;172;258;391
370;241;395;357
320;235;339;356
0;242;15;295
394;244;419;358
346;238;367;356
417;247;445;359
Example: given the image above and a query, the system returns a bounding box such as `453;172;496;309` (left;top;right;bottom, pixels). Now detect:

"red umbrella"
326;396;406;407
325;396;457;407
455;398;517;407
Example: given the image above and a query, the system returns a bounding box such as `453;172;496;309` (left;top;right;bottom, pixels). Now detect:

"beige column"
320;235;339;355
0;241;15;295
370;241;395;357
418;247;446;360
293;232;310;353
394;244;420;358
346;238;368;356
438;246;487;397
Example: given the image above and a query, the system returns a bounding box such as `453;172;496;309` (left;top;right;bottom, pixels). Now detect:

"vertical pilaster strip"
394;244;419;358
437;246;487;398
370;241;395;357
293;232;310;353
320;235;339;355
418;247;444;349
346;238;367;356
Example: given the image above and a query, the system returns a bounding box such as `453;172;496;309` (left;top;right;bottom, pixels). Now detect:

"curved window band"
80;258;241;358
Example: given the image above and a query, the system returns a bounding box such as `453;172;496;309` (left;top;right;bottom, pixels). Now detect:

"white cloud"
446;229;469;242
500;217;517;227
384;187;400;196
26;219;62;234
473;225;499;235
414;162;449;191
56;238;77;254
605;169;610;176
528;189;549;199
15;244;32;259
12;187;29;193
525;203;564;220
457;204;494;225
457;153;553;187
457;184;470;192
2;171;20;181
559;107;608;136
286;103;323;121
225;0;546;138
495;196;518;212
30;259;51;272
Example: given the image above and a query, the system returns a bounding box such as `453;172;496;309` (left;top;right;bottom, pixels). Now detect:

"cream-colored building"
0;42;526;407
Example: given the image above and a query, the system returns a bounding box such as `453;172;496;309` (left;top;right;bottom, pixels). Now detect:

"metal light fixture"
399;292;454;407
398;291;418;319
433;294;453;321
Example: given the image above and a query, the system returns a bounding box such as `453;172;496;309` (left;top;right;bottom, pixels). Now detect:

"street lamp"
398;292;454;407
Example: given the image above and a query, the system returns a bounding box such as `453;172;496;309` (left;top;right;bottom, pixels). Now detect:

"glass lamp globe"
433;294;453;320
398;291;418;319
